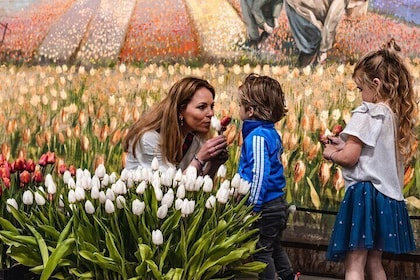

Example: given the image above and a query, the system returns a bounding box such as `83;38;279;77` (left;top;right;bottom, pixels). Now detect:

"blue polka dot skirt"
326;181;416;262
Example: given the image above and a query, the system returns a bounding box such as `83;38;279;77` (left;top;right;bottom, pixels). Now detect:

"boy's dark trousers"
254;195;294;280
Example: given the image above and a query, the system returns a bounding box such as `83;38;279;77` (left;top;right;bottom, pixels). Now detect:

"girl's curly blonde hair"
353;39;418;164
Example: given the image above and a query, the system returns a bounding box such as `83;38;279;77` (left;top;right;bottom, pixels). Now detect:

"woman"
123;76;228;177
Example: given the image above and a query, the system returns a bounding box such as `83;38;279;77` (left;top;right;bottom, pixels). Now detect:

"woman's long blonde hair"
353;39;418;164
123;77;215;165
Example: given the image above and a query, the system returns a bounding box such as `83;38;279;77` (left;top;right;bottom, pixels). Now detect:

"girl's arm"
323;135;363;167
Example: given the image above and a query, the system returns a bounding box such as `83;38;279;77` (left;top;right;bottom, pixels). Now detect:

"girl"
322;39;418;279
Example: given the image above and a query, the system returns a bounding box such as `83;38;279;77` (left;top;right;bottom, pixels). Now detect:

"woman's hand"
197;135;228;163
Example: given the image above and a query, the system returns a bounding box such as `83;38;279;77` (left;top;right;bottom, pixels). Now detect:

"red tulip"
332;124;343;136
19;170;31;186
26;159;36;172
14;157;26;171
68;165;76;176
46;151;56;164
39;154;48;166
33;170;43;183
220;116;232;127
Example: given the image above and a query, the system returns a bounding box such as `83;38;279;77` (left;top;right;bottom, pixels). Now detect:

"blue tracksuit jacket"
238;119;286;212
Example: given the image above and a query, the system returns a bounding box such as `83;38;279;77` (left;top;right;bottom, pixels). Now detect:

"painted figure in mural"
123;77;228;177
322;39;417;279
240;0;284;50
237;74;296;280
285;0;368;67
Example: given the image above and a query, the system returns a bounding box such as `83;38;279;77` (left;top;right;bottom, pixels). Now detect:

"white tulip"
152;229;163;245
91;185;100;199
75;186;85;201
91;175;101;190
6;198;18;212
211;116;221;131
109;172;117;184
205;195;216;209
231;173;241;189
216;164;227;178
161;189;174;208
113;179;127;195
126;177;134;189
106;188;115;201
151;157;159;171
132;199;145;216
185;166;197;191
59;194;65;208
194;176;204;191
175;198;183;210
99;191;107;204
154;187;163;201
174;168;183;182
157;204;168;219
288;204;297;213
136;181;147;194
238;179;251;195
68;189;76;203
176;184;185;199
81;175;92;190
120;168;129;181
116;196;126;209
63;170;72;184
102;174;110;187
35;192;46;206
181;198;195;217
67;177;76;189
216;187;229;204
202;175;213;193
220;180;230;190
85;200;95;214
133;168;143;182
105;199;115;214
22;190;34;205
95;164;106;178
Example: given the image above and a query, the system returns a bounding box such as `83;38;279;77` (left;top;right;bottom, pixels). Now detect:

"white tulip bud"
6;198;18;212
175;198;183;210
75;186;85;201
152;229;163;245
211;116;221;131
132;199;145;216
176;184;185;199
202;176;213;193
85;200;95;214
114;180;127;195
22;190;34;205
157;204;168;219
35;192;46;206
161;189;174;208
116;195;126;209
68;189;76;203
91;185;100;199
105;199;115;214
91;175;101;190
63;170;72;184
67;177;76;189
136;181;147;194
154;187;163;201
174;169;183;182
109;172;117;184
102;174;110;187
99;191;107;204
95;164;106;178
151;157;159;171
231;173;241;188
216;164;227;178
205;195;216;209
216;187;229;204
238;179;251;195
106;188;115;201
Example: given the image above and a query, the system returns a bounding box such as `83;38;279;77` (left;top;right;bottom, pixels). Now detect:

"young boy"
237;73;296;280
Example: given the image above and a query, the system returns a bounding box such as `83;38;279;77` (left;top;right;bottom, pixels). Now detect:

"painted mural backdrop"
0;1;419;214
0;1;419;275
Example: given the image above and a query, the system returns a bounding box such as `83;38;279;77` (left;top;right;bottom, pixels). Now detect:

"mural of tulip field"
0;0;419;278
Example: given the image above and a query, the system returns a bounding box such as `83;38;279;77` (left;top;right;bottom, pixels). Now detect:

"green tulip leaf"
138;243;153;261
38;225;60;241
40;237;76;280
0;217;19;233
27;224;49;267
0;230;37;246
145;259;163;280
9;245;42;267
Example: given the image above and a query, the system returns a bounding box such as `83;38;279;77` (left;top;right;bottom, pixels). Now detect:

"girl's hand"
327;136;345;150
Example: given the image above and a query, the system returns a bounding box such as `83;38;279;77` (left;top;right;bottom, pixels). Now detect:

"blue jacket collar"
242;120;274;138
